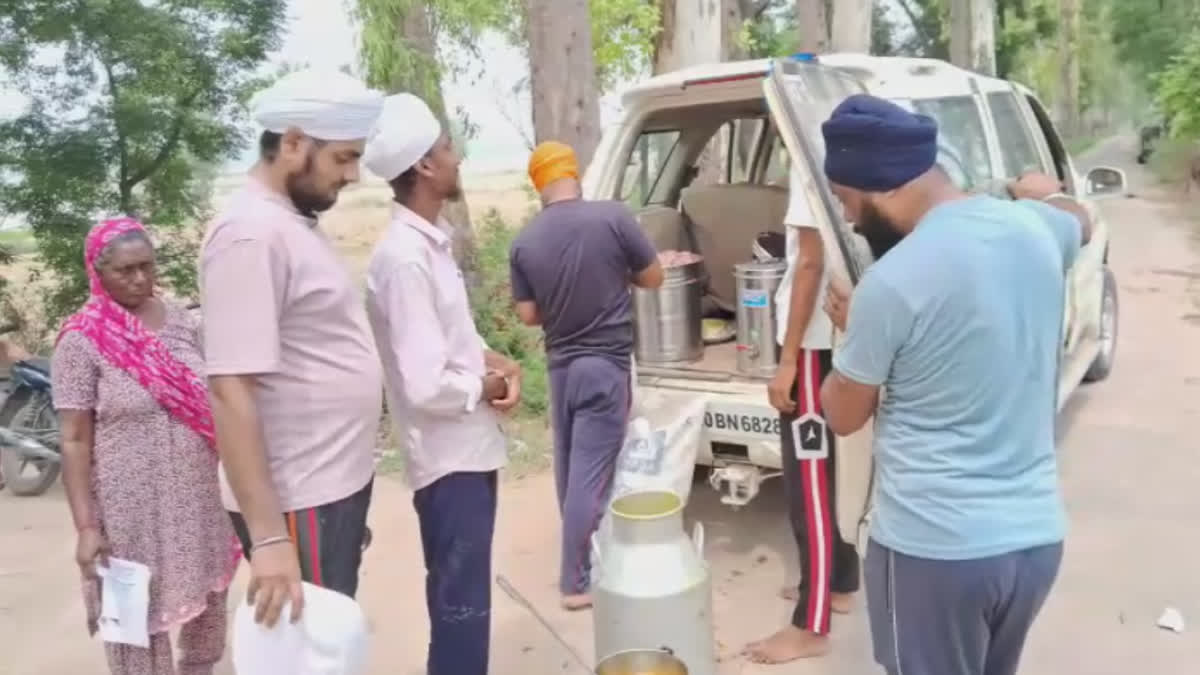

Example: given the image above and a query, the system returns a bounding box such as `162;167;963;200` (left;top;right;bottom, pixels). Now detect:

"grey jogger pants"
865;538;1063;675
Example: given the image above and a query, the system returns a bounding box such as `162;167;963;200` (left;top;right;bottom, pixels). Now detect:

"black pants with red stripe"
230;478;374;599
780;349;860;635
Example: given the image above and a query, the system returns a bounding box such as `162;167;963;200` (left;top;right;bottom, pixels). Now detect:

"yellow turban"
528;141;579;192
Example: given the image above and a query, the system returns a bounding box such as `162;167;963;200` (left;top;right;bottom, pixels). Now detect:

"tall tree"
0;0;286;322
796;0;832;53
355;0;509;283
831;0;874;52
949;0;997;74
652;0;724;74
1057;0;1081;136
525;0;603;169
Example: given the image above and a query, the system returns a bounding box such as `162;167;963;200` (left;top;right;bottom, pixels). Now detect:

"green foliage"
0;0;286;323
470;209;549;417
1157;31;1200;139
589;0;661;90
1110;0;1200;81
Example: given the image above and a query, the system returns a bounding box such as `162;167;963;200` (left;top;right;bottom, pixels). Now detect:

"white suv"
584;54;1123;538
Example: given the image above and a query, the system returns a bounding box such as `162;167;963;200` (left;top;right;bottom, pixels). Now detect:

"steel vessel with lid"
733;259;787;377
633;260;705;364
591;490;715;675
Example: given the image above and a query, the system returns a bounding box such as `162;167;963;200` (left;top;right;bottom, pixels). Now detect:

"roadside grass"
0;229;37;257
1147;137;1198;186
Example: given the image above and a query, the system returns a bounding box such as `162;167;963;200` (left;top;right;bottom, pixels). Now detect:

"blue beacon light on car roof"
790;52;819;62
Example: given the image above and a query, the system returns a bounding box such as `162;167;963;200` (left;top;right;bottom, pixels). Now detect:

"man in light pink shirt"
363;93;519;675
200;69;384;627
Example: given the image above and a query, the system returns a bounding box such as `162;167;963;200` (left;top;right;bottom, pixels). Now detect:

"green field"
0;229;36;257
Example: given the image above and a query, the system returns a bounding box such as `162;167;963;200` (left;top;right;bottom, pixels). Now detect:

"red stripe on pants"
799;349;833;634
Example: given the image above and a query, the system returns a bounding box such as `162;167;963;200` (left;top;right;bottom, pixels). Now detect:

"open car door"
763;57;876;549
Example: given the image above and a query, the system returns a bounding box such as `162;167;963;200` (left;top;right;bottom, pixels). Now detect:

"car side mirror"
1085;166;1126;198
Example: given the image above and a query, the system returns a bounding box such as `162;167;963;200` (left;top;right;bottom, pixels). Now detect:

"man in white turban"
363;93;521;675
200;68;386;629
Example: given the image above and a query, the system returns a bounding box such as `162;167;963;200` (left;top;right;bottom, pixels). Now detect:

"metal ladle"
495;574;593;675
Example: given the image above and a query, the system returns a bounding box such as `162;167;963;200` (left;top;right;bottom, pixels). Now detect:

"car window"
761;133;791;186
911;96;994;190
987;91;1044;178
619;130;681;207
1023;95;1072;187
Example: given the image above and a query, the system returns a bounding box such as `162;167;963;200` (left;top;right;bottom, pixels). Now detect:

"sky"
0;0;628;178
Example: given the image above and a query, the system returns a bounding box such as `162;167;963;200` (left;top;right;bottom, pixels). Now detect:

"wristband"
1042;192;1073;203
250;535;292;553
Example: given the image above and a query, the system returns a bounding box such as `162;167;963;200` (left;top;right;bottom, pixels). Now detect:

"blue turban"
821;94;938;192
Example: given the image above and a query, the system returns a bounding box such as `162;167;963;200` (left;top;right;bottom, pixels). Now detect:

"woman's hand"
75;526;109;580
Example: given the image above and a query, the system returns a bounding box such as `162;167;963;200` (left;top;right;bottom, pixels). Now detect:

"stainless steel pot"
633;261;705;365
733;260;787;377
595;648;689;675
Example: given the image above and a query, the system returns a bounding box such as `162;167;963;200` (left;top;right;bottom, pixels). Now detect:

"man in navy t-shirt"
509;141;663;610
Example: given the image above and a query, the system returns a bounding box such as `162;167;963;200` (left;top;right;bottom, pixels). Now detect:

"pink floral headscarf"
57;217;216;449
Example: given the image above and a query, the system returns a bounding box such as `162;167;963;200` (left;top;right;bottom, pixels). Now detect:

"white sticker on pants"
791;412;829;460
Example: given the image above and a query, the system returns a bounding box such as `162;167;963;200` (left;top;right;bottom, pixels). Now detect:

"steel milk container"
633;260;706;364
591;490;715;675
733;260;787;376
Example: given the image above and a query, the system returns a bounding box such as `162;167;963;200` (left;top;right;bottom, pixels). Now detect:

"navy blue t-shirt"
509;199;658;369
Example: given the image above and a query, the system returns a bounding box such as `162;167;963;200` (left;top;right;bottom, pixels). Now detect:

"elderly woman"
51;217;239;675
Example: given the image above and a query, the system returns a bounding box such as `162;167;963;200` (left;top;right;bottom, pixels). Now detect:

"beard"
286;155;342;217
856;200;907;260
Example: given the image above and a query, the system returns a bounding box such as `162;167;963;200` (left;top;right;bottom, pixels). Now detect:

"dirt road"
3;136;1199;674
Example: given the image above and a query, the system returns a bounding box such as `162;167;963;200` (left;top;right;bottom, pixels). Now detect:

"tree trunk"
795;0;831;53
652;0;723;74
526;0;603;171
363;0;477;281
650;0;726;186
1058;0;1081;137
831;0;873;53
949;0;997;75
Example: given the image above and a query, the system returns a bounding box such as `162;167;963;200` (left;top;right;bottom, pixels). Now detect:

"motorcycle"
0;327;60;496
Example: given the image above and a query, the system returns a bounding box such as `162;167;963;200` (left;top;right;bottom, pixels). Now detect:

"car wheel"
1084;266;1118;382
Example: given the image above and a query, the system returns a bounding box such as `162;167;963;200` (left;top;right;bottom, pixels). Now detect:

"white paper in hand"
96;558;152;648
233;582;369;675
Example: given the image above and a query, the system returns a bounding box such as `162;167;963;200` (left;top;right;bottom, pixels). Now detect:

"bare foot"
743;625;830;663
830;592;855;614
561;593;592;611
777;586;855;614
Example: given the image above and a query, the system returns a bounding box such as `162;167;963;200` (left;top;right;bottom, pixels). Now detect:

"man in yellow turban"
510;141;664;610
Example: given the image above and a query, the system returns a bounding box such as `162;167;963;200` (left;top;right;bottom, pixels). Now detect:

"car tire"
1084;266;1118;383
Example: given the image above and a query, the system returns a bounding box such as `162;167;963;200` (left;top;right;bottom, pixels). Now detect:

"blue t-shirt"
835;196;1082;560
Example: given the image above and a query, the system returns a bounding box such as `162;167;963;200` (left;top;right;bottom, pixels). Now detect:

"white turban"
362;93;443;181
250;68;384;142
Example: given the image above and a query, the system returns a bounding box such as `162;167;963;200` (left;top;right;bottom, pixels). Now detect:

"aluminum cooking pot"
595;648;688;675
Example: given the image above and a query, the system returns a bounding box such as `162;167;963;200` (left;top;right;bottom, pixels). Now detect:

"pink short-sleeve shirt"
200;178;382;512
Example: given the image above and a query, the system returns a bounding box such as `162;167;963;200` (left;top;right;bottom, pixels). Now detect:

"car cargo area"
616;94;796;383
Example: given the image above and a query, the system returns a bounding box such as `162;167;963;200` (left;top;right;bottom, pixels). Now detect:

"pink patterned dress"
52;303;238;671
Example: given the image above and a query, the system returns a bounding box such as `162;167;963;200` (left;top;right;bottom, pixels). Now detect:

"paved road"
3;135;1199;674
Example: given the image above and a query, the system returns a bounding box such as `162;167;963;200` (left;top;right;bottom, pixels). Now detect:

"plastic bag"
593;397;708;570
233;582;369;675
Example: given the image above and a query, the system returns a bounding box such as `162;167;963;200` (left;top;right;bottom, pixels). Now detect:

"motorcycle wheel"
0;389;61;497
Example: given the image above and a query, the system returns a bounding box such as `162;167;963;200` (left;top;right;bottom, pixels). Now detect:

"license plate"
703;404;781;440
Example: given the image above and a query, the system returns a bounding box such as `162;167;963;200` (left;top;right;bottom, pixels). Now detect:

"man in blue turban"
816;94;1092;675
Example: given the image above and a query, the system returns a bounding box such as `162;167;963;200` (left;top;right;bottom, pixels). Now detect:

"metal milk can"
591;490;716;675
